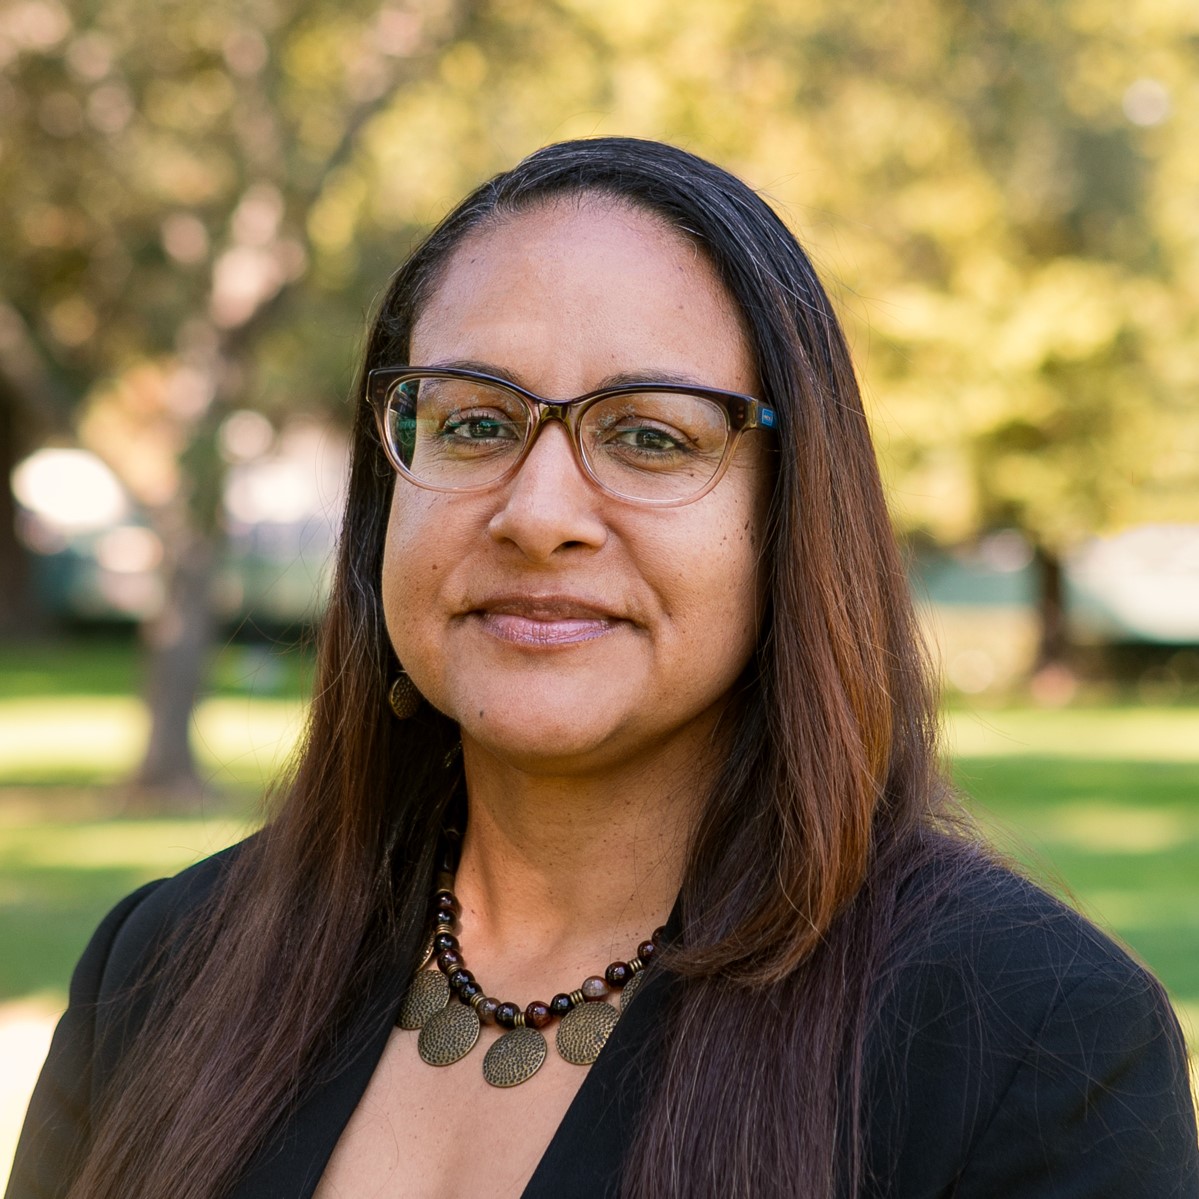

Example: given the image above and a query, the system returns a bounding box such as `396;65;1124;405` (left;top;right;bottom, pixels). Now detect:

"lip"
466;593;626;647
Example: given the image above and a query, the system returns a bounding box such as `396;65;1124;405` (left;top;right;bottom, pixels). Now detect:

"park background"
2;0;1198;1182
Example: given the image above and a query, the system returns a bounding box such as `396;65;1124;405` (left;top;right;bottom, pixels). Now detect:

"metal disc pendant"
556;1001;619;1066
482;1027;548;1087
397;969;450;1030
416;936;436;970
418;1001;480;1066
620;968;647;1012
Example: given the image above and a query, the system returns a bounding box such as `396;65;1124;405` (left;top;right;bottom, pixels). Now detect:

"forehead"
409;197;757;396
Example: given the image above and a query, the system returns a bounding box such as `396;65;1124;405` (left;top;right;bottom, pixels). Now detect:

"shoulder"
867;856;1199;1196
894;856;1160;1010
5;837;258;1198
92;835;251;1004
83;836;256;1081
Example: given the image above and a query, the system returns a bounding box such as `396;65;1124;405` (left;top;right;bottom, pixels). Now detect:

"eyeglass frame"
367;365;777;508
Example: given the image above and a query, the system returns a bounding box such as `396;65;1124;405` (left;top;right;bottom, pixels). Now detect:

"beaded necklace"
397;876;663;1088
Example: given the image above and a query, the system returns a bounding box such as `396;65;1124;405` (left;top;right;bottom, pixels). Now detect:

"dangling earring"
388;671;422;719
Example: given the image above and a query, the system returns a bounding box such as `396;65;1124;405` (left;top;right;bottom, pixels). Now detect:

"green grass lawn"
958;756;1199;996
944;706;1199;1059
0;636;313;702
1;641;1196;1048
0;816;252;999
0;637;306;1000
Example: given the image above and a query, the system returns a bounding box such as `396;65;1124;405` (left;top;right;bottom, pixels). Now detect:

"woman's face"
381;196;772;778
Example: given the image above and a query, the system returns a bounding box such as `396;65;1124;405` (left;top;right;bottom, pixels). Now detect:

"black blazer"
8;846;1199;1198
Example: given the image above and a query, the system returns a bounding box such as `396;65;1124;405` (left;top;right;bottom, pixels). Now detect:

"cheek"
720;535;766;657
740;460;773;622
380;507;411;661
720;482;771;664
711;469;769;605
380;492;438;666
669;500;766;676
380;490;485;707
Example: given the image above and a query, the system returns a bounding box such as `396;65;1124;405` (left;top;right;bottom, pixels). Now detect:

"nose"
486;419;608;560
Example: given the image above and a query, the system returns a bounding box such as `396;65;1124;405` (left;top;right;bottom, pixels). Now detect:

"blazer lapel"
229;966;407;1199
523;965;672;1198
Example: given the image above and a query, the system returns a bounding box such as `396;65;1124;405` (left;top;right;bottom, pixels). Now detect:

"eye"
440;408;523;442
587;399;709;464
603;420;692;455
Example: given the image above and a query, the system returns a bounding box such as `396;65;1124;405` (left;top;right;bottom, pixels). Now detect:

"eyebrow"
422;358;718;394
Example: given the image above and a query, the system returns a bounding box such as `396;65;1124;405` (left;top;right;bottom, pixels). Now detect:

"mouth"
467;594;625;647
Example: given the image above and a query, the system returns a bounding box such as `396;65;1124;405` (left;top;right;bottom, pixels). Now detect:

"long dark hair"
69;137;972;1198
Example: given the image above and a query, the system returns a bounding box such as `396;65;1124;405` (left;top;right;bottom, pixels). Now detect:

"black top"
7;844;1198;1198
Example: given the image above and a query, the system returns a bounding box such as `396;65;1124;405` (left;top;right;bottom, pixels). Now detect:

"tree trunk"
1032;542;1068;669
122;352;233;810
1029;541;1078;705
0;386;42;640
130;518;219;806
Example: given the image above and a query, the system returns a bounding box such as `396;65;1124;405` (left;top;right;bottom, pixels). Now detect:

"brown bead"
495;1002;520;1029
604;961;632;988
638;940;657;962
549;993;574;1016
435;889;458;913
580;975;610;1000
436;949;462;973
524;1001;552;1029
477;997;500;1025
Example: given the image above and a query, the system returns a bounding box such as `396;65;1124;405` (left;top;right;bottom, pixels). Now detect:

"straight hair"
68;137;974;1198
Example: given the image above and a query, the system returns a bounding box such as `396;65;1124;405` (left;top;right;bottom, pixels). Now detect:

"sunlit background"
2;0;1198;1180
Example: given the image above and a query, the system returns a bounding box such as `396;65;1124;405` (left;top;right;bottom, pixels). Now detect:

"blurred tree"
824;0;1199;673
0;0;482;799
1;0;1195;802
0;300;75;636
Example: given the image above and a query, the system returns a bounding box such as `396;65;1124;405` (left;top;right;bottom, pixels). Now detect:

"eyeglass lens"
383;375;732;502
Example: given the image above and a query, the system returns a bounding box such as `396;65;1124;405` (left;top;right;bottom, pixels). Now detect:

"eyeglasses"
368;367;776;507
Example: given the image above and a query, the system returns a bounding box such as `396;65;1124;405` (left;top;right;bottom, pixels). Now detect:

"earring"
388;671;422;719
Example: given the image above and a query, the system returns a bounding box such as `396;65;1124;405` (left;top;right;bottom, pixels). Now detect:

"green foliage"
3;0;1195;542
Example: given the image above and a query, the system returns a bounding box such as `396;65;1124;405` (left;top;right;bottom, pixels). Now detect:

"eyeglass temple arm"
740;400;776;430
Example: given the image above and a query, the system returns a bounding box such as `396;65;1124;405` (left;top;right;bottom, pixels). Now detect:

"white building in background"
1068;526;1199;645
11;419;348;628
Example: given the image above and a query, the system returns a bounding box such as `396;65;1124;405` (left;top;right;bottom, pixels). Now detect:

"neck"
450;734;709;969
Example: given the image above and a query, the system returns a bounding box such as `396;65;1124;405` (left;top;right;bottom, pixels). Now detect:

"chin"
443;670;622;736
449;686;641;774
461;712;618;768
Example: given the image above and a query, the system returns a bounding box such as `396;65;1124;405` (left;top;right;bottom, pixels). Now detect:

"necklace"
396;877;663;1087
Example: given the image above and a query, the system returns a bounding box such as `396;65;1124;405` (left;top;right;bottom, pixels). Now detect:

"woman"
9;137;1197;1199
